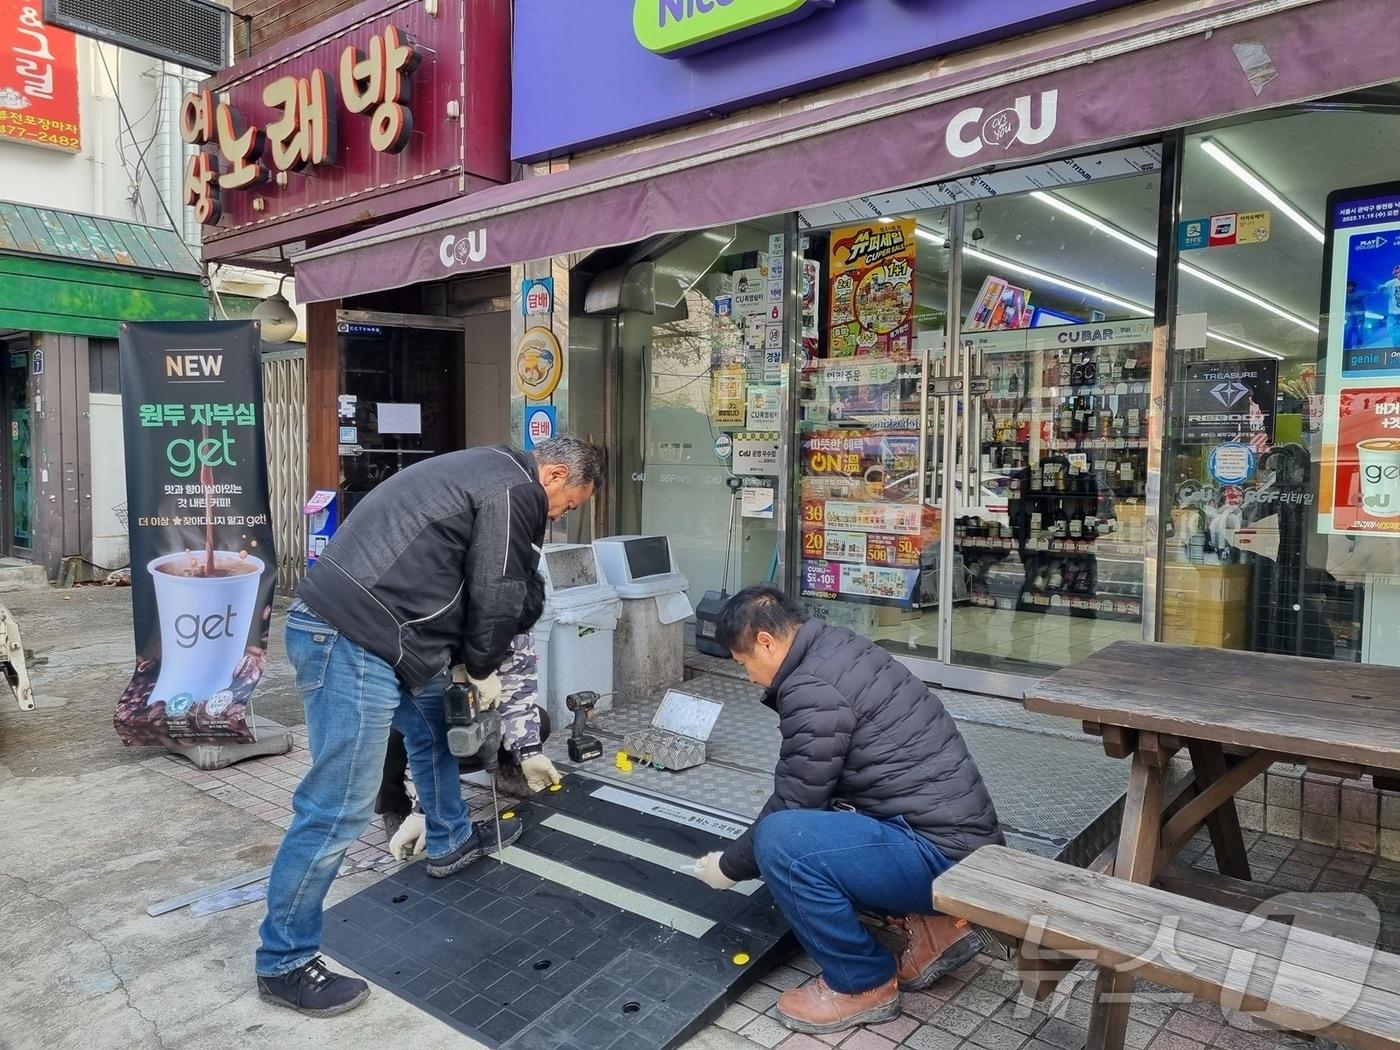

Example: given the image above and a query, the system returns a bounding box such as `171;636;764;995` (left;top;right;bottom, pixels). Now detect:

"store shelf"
1041;438;1149;450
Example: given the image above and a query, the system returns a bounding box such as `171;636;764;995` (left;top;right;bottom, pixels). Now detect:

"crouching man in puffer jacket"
690;586;1003;1037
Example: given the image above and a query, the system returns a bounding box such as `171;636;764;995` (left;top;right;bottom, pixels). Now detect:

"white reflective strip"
590;784;749;840
540;813;760;896
496;846;715;939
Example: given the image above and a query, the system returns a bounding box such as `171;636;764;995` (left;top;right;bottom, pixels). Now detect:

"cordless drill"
444;679;503;772
565;690;603;763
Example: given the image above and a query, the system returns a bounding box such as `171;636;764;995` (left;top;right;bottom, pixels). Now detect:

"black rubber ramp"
322;774;793;1049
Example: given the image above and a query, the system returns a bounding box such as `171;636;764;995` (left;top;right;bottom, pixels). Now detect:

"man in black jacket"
692;586;1002;1036
255;437;602;1018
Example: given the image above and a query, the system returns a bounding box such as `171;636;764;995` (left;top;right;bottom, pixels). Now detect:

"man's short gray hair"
532;436;605;489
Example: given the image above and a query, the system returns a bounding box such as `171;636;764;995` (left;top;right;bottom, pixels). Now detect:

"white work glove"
693;851;736;890
469;672;503;709
521;753;562;793
389;811;427;861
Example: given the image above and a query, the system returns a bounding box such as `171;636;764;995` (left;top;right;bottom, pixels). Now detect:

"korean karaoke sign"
0;0;80;152
180;23;419;225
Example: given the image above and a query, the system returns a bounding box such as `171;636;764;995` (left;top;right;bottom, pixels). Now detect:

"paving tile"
867;1016;919;1042
1151;1034;1206;1050
761;965;810;991
1124;1021;1155;1050
717;1003;758;1032
839;1031;896;1050
990;1002;1045;1036
950;984;1007;1017
904;1029;964;1050
932;1007;985;1037
742;1014;797;1048
1165;1010;1222;1043
1211;1026;1274;1050
740;983;783;1012
967;1021;1028;1050
1035;1018;1087;1050
901;992;943;1021
778;1036;831;1050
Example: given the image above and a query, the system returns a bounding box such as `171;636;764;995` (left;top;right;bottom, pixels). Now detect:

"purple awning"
294;0;1400;304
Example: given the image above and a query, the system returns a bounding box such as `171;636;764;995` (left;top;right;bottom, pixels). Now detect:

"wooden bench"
932;846;1400;1050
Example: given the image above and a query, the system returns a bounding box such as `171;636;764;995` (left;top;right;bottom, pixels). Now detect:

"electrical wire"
95;45;227;319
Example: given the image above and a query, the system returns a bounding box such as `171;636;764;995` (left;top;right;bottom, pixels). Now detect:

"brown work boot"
775;974;901;1034
891;913;983;991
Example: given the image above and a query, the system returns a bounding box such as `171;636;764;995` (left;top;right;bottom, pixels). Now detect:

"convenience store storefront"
296;0;1400;697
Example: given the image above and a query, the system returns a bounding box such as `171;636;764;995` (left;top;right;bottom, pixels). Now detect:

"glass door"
795;146;1166;693
945;177;1161;682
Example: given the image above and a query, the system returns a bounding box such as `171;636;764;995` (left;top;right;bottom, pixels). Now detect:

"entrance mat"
322;774;793;1049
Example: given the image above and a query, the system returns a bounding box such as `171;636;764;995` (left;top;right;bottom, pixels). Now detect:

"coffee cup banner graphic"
115;321;277;748
148;551;266;706
1357;438;1400;517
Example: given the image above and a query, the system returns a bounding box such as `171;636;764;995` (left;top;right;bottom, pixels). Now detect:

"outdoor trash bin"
592;535;692;708
533;542;621;730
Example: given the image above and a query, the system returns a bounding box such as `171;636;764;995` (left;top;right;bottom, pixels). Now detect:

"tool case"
622;689;723;771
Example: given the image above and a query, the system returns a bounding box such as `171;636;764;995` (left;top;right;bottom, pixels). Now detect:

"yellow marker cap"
732;953;750;966
501;811;516;820
549;783;562;792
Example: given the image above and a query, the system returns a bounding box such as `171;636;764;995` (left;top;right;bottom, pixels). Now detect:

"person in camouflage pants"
376;565;563;854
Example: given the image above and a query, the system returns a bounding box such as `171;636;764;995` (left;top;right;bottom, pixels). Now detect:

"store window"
610;222;791;607
1165;100;1400;663
797;147;1163;679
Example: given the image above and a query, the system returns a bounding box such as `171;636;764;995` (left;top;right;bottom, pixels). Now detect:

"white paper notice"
377;402;422;434
742;487;775;519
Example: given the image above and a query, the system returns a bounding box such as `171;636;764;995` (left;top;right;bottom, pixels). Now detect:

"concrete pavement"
0;585;478;1050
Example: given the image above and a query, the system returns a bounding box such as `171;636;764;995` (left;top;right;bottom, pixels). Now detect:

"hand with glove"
693;851;736;890
389;811;427;861
469;671;502;709
450;664;503;709
520;752;562;793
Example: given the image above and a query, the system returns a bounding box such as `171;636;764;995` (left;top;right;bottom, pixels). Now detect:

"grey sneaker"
425;814;524;878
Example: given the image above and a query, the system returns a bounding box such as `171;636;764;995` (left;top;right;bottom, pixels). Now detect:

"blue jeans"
255;607;476;977
754;809;957;995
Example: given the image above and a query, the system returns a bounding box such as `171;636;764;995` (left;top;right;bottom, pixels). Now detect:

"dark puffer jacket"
719;619;1003;882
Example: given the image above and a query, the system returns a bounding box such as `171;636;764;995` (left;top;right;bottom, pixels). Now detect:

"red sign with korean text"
191;0;509;259
0;0;80;152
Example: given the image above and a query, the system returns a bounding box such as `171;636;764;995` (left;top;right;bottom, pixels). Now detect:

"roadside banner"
113;321;276;747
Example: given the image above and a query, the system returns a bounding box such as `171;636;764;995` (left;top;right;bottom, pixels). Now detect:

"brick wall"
1237;765;1400;860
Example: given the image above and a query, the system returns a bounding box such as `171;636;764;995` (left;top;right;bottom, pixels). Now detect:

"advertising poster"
1321;183;1400;535
1182;358;1278;442
711;365;746;426
0;0;81;152
827;218;915;360
965;275;1032;332
114;322;277;747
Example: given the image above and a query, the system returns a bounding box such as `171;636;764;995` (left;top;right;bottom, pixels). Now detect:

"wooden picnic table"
1024;640;1400;1050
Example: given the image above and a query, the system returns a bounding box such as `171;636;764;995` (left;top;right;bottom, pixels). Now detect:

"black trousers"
375;709;553;818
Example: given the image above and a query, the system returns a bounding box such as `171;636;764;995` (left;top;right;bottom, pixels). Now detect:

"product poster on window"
114;321;277;747
1182;359;1278;442
1320;183;1400;534
827;218;916;360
